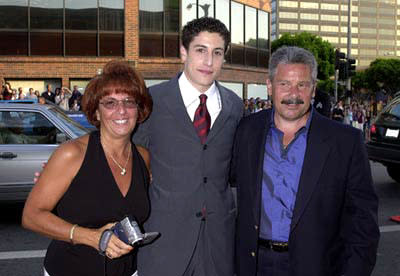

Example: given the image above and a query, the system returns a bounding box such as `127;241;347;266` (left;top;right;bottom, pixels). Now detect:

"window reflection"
258;10;269;68
139;0;179;58
182;0;197;27
0;0;124;57
65;0;97;30
31;32;62;56
0;31;27;55
231;2;244;44
100;33;123;56
199;0;214;18
99;0;124;31
0;0;28;29
66;32;97;56
31;0;63;29
245;6;257;66
215;0;229;31
231;2;244;65
139;0;163;57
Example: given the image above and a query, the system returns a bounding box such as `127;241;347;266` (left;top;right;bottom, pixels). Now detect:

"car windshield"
381;98;400;121
48;107;89;137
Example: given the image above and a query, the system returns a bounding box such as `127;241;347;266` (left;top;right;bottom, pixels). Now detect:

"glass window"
66;0;97;30
321;3;339;10
144;79;168;87
139;0;163;57
0;111;60;145
31;32;63;56
300;13;319;20
231;2;244;65
66;32;97;56
165;0;179;57
100;33;123;56
300;24;318;31
99;0;124;31
69;80;90;93
199;0;214;18
300;2;317;9
182;0;197;27
248;84;268;99
215;0;229;31
231;2;244;45
30;0;63;29
0;31;27;55
258;11;269;49
245;6;257;67
280;1;298;8
279;12;298;19
219;82;243;99
0;0;28;29
258;10;269;68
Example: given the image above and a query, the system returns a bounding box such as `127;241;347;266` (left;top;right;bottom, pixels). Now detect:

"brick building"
0;0;271;99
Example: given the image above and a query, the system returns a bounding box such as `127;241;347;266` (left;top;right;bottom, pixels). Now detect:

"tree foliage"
271;32;336;82
365;59;400;95
351;59;400;97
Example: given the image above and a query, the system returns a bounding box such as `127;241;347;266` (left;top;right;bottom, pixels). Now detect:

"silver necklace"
103;142;132;175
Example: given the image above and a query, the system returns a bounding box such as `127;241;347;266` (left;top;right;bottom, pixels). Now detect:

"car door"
0;110;62;202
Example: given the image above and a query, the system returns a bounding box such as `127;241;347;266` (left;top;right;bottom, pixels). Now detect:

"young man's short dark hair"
181;17;230;52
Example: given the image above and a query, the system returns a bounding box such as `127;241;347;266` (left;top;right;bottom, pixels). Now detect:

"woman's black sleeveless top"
44;131;150;276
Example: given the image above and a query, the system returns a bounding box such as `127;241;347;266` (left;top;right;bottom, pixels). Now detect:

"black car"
367;96;400;183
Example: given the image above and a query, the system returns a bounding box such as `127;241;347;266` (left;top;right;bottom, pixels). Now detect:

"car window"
0;111;61;144
381;99;400;121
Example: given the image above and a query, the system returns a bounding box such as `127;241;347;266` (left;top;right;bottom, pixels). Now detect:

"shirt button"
203;177;207;183
251;251;256;257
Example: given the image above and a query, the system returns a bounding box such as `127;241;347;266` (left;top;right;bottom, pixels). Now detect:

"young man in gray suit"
133;17;243;276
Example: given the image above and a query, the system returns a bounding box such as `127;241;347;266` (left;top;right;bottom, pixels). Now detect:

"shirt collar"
179;71;217;104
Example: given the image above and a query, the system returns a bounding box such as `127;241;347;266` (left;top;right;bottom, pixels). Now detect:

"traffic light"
335;49;346;70
335;49;347;81
347;58;356;77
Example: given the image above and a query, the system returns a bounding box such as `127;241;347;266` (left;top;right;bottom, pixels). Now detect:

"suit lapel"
290;112;331;233
252;110;271;223
206;82;233;144
161;74;199;140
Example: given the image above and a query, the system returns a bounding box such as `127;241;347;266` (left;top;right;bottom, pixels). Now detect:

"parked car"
0;103;90;202
1;99;96;130
366;96;400;183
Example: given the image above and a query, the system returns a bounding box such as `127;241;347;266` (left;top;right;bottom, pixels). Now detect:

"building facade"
271;0;399;69
0;0;271;99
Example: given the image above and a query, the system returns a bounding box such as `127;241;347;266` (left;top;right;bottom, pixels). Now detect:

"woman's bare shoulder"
50;134;90;165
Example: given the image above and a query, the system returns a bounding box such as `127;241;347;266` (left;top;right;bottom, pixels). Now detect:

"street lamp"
186;2;210;17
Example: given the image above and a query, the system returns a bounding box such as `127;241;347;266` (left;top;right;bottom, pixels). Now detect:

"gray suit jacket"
133;74;243;276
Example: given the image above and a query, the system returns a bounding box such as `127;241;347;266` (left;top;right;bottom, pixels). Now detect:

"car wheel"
387;165;400;183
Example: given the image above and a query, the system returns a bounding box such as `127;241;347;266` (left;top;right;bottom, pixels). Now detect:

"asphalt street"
0;162;399;276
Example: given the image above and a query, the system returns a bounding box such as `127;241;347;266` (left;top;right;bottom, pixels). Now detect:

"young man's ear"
180;45;188;63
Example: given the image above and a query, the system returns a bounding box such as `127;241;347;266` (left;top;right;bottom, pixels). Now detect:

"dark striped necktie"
193;94;211;144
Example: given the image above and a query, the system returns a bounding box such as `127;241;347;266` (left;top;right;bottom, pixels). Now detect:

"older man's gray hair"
269;46;318;82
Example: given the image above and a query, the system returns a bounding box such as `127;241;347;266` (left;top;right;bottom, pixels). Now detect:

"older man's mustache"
281;98;304;105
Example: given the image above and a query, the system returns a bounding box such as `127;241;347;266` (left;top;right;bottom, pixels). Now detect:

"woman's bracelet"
69;224;78;244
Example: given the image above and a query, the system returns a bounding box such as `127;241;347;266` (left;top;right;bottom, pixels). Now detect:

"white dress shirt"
178;72;222;128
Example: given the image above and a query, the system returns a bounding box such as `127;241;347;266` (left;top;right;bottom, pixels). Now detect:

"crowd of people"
244;94;390;142
0;83;83;111
331;97;389;140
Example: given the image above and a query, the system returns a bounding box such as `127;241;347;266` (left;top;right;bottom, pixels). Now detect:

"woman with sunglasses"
22;60;152;276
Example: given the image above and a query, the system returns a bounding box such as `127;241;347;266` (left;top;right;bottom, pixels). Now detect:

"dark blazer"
133;74;243;276
231;108;379;276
